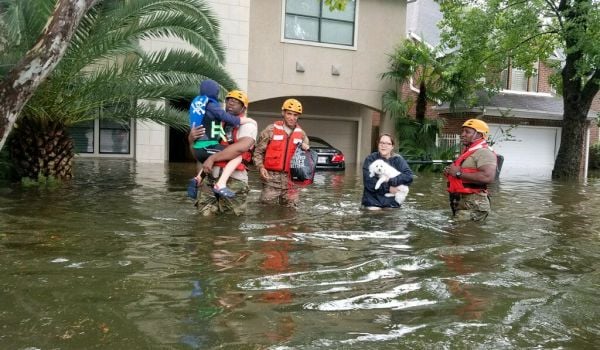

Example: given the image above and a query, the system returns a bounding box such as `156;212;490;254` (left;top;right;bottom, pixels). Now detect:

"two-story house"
405;0;600;179
75;0;411;170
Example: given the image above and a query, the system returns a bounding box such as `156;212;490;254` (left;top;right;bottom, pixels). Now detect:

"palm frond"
3;0;236;131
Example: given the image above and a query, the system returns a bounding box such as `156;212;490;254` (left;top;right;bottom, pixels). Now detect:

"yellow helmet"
281;98;303;114
225;90;249;108
462;118;490;139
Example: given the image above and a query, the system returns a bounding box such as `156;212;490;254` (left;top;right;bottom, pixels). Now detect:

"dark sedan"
309;136;345;170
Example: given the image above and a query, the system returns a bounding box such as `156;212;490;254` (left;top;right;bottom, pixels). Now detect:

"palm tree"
380;39;449;168
0;0;236;181
381;39;445;124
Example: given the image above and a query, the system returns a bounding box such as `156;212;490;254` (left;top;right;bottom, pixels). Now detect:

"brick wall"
591;92;600;145
537;62;556;94
400;82;441;119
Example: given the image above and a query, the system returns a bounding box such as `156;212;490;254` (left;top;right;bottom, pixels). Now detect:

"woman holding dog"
361;134;414;210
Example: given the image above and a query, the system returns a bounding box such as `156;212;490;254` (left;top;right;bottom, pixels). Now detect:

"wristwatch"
455;170;462;178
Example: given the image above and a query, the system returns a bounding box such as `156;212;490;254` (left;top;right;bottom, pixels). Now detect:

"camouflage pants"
195;175;249;216
260;172;299;208
452;192;491;222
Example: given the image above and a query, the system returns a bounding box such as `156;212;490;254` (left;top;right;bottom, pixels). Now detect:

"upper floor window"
284;0;356;47
500;61;539;92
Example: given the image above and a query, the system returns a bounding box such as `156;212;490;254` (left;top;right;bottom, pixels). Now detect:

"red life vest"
263;121;305;172
446;138;493;194
213;114;253;171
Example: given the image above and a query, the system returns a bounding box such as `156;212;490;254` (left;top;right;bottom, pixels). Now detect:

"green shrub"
589;143;600;170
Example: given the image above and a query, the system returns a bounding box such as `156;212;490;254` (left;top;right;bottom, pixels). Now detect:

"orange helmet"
462;118;490;139
281;98;302;114
225;90;249;108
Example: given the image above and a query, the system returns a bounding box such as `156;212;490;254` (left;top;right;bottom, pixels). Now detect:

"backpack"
189;95;218;128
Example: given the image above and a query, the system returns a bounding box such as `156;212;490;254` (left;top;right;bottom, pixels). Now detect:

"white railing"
436;133;460;149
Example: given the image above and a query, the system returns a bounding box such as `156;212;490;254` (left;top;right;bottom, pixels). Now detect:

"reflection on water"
2;159;600;349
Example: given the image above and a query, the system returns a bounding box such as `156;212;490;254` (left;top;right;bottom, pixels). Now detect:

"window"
69;105;132;156
70;120;95;154
99;119;131;154
284;0;356;46
500;61;539;92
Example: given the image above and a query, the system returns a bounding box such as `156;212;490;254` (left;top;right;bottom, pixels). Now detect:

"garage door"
252;115;359;165
489;125;560;179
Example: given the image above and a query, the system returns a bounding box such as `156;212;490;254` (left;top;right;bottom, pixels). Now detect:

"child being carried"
187;80;252;199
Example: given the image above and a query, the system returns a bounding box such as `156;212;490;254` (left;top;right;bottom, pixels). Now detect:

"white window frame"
281;0;359;51
71;117;135;158
500;61;539;93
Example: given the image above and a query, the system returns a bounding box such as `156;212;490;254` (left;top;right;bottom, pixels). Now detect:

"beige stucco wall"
134;0;405;164
248;0;406;110
246;0;407;165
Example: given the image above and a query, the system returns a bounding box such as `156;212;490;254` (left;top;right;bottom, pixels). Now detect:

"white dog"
368;159;409;205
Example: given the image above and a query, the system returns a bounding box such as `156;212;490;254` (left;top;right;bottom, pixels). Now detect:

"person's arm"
253;126;272;180
300;132;310;151
387;155;414;187
446;150;497;184
205;102;240;126
451;164;496;184
202;137;254;173
188;125;206;159
362;154;380;191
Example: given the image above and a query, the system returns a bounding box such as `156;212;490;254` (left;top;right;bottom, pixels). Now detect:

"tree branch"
476;30;559;67
0;0;98;151
581;69;600;104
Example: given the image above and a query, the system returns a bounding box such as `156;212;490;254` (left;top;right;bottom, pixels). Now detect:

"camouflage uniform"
452;148;496;222
253;123;308;209
194;120;257;216
453;192;491;222
195;174;249;216
259;171;299;208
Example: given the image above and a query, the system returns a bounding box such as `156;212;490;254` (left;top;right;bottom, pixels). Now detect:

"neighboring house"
73;0;411;169
404;0;600;179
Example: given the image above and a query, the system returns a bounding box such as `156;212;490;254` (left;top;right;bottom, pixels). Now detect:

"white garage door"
489;124;560;179
251;115;358;165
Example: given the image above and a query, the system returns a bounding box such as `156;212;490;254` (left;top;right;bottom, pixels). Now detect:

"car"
308;136;345;170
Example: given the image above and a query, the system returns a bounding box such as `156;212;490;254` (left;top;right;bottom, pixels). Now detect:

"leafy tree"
324;0;349;11
0;0;236;181
436;0;600;179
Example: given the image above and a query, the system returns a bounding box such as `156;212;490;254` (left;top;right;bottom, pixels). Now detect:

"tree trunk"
552;1;599;179
552;103;587;179
0;0;98;152
416;81;427;125
9;118;74;181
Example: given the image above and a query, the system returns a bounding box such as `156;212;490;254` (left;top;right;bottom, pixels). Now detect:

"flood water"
1;159;600;349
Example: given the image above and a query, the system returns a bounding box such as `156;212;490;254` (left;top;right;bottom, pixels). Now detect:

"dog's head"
369;160;386;176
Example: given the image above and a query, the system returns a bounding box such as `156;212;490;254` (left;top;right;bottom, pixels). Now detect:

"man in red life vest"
253;98;310;208
443;119;497;221
188;90;257;215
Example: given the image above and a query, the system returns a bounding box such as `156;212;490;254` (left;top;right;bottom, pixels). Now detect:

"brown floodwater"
1;159;600;349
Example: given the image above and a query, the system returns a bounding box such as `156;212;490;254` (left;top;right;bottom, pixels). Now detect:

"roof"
435;91;567;120
483;91;564;117
406;0;442;48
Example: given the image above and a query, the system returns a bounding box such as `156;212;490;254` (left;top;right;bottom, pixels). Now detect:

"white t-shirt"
212;119;258;182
